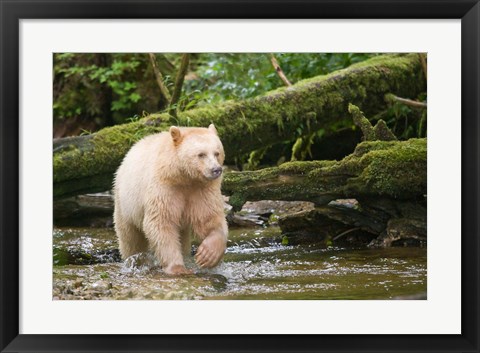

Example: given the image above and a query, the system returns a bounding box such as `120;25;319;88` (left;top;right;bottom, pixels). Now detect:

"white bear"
113;124;228;275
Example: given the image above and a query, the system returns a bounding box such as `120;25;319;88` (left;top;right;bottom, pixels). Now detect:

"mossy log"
348;103;397;141
223;138;426;211
54;54;425;198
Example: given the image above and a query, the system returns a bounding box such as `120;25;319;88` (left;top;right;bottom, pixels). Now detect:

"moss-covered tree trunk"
54;54;425;198
223;138;426;210
223;138;427;247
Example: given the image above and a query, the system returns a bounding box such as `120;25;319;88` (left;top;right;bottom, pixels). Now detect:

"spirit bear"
113;124;228;275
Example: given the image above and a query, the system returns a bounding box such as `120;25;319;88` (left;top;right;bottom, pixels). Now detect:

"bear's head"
170;124;225;181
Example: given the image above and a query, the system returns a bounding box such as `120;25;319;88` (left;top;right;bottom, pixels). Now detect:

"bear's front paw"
164;264;193;276
195;235;227;268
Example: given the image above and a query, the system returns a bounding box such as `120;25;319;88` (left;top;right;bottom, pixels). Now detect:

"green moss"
347;53;413;70
348;103;375;140
384;93;397;105
373;119;397;141
312;139;426;198
220;139;425;206
348;138;426;198
279;160;335;174
53;117;166;185
352;140;398;157
228;193;247;211
348;103;397;142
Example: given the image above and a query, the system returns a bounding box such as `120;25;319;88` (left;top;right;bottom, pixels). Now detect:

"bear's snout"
210;167;223;179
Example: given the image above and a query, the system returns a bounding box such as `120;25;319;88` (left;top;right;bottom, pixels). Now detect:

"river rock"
228;200;315;228
369;218;427;247
279;197;427;247
53;227;121;265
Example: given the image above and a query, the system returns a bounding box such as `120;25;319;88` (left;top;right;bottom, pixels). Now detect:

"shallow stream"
53;226;427;300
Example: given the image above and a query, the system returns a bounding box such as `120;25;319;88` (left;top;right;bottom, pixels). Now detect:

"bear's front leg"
195;228;227;268
143;215;192;276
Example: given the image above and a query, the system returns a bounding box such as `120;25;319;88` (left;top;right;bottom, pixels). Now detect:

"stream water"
53;226;427;300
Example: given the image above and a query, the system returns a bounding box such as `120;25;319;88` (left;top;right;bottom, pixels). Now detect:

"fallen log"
224;137;427;247
54;139;426;230
54;54;425;198
222;138;426;210
53;138;427;248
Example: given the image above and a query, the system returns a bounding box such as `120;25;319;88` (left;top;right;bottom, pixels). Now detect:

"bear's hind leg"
180;227;193;257
115;215;149;259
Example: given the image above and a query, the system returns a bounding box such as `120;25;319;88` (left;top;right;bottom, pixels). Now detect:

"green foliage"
53;53;166;132
183;54;271;105
245;146;271;170
54;51;416;164
184;53;377;107
383;92;427;139
291;130;325;162
275;53;376;80
53;52;377;134
181;53;379;165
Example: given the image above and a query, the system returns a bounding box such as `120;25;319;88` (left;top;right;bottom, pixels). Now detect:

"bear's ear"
169;126;182;145
208;123;218;135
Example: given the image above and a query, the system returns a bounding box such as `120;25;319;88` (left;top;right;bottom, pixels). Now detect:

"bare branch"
385;93;427;109
148;53;172;103
270;54;292;86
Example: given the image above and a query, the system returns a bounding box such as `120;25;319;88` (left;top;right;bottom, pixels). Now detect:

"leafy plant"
183;53;377;107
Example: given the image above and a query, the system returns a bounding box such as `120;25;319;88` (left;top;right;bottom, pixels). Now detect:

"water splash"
53;226;427;300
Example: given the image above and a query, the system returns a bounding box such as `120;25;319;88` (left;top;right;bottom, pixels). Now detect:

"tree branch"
148;53;172;103
270;54;292;86
385;93;427;109
169;53;190;117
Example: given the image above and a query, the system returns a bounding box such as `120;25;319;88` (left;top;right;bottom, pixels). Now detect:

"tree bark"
169;53;190;117
148;53;172;103
54;54;425;198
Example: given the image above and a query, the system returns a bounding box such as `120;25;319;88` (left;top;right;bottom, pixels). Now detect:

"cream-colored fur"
113;124;228;275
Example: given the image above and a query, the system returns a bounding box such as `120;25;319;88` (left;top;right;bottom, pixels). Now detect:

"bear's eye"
214;152;220;157
198;153;206;158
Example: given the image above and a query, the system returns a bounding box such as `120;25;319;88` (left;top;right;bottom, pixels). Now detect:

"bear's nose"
211;167;223;177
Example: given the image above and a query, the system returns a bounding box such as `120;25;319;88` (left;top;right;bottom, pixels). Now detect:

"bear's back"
114;132;173;226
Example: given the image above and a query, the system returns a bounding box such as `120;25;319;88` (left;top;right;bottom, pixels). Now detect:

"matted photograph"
3;2;478;349
52;52;427;300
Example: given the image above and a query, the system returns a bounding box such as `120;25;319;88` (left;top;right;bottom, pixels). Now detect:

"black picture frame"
1;1;479;352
